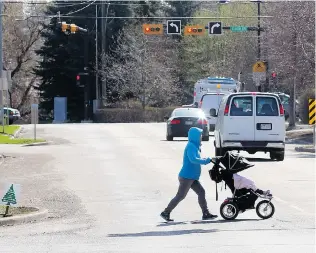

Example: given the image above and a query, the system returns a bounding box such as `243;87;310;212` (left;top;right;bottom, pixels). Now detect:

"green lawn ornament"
2;184;17;217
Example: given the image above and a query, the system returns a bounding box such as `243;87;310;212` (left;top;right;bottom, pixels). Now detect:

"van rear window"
256;97;279;116
230;96;253;116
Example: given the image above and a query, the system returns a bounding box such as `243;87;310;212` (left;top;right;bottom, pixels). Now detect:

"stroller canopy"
218;152;254;173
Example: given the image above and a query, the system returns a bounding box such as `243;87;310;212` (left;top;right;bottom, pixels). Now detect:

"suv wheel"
166;135;173;141
202;135;209;141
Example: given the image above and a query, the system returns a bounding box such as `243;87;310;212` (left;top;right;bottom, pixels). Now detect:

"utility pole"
84;31;90;122
256;0;262;92
0;2;2;79
0;2;4;128
257;1;261;61
101;2;110;107
95;5;99;102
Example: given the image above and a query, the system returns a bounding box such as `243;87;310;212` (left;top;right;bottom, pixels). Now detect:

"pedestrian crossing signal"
142;24;163;35
184;25;205;36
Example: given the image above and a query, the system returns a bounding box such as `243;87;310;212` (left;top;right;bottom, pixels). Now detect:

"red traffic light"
272;72;277;78
76;75;80;81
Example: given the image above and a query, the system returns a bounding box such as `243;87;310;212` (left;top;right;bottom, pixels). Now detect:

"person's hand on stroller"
204;157;212;164
211;156;221;163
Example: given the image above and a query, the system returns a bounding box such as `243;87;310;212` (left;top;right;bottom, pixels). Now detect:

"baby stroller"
209;151;275;220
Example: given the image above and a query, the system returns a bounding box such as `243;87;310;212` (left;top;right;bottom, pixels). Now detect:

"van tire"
276;151;285;161
270;151;284;161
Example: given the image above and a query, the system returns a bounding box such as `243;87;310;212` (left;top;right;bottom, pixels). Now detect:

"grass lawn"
0;125;46;144
0;125;20;135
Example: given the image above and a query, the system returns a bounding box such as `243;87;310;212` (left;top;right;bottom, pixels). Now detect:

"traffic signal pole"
60;22;91;122
257;1;261;61
83;31;91;122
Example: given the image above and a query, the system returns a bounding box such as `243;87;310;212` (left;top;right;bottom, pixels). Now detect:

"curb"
294;146;315;153
0;208;48;226
13;126;24;138
21;141;51;147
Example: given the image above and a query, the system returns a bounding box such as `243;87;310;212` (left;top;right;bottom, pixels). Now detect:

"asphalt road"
0;123;315;253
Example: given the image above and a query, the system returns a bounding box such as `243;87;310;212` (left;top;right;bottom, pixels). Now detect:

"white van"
193;77;238;104
213;92;285;161
199;92;227;131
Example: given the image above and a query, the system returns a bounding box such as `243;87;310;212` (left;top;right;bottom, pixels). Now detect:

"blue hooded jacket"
179;127;211;180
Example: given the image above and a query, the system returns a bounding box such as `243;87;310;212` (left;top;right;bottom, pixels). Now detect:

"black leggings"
165;176;208;213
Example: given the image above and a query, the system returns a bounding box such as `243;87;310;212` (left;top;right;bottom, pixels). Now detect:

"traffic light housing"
271;72;277;86
70;24;79;34
184;25;205;36
142;24;163;35
61;22;69;32
76;75;81;86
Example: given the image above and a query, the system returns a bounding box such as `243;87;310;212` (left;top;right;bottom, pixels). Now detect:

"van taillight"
194;92;196;97
171;119;181;124
224;105;229;116
279;104;284;116
199;101;202;108
198;119;208;125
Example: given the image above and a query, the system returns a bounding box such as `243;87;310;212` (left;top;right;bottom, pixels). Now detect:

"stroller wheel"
256;200;275;219
220;201;239;220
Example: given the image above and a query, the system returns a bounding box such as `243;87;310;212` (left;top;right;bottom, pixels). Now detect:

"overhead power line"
1;14;274;19
62;0;97;16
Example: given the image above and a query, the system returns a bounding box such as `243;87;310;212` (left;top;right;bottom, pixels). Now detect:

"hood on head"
188;127;202;146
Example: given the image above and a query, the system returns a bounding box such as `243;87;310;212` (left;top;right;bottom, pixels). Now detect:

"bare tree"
263;1;315;126
178;4;258;93
2;2;45;116
102;25;179;109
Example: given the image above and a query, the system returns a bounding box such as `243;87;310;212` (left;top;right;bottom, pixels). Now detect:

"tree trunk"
289;9;298;128
289;76;296;127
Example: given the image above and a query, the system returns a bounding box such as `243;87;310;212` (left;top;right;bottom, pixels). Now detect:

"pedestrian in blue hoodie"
160;127;218;221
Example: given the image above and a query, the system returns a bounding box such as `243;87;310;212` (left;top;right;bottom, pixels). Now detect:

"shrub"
94;107;179;123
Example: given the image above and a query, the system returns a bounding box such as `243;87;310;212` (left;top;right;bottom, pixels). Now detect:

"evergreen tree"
2;184;17;205
35;1;131;120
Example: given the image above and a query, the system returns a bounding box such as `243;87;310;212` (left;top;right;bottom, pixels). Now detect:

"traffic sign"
184;25;205;36
252;61;266;73
208;22;222;35
230;26;248;32
167;20;181;35
142;24;163;35
253;72;266;86
309;99;315;125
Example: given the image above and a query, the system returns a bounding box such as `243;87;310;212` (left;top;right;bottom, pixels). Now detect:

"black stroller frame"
209;151;275;220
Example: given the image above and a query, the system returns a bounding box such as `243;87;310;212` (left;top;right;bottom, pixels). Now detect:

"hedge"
94;107;179;123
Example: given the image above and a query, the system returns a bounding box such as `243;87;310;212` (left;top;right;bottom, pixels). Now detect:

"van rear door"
200;94;225;116
254;95;285;141
223;95;255;141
